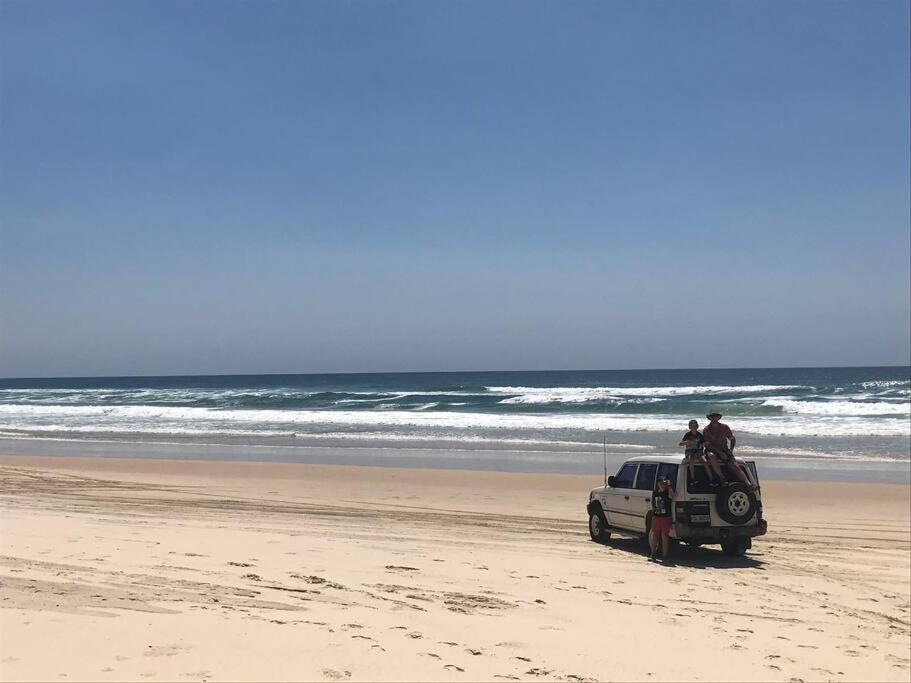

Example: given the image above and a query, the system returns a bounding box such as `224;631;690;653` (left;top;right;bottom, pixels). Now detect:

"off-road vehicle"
586;455;767;556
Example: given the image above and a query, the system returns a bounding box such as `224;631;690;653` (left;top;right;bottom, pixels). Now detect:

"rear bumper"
675;519;767;540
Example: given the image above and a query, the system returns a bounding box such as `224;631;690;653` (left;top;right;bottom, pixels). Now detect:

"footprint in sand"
444;664;464;672
144;645;190;658
322;669;351;680
465;649;482;656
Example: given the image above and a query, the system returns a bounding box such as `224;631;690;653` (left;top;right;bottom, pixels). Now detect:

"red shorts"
651;515;672;534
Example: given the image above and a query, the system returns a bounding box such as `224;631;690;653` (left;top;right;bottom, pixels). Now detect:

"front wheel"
720;538;749;556
589;511;610;542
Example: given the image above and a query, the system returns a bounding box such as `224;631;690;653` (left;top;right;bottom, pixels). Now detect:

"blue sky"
1;1;909;377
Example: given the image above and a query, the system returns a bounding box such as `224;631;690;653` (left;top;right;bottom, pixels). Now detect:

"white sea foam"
861;380;910;389
1;403;909;437
762;399;911;417
485;384;810;403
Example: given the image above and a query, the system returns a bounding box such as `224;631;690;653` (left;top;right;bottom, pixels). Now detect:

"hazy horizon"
1;363;908;382
2;1;909;377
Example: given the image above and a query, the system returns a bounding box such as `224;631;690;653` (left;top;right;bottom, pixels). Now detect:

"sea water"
1;367;908;481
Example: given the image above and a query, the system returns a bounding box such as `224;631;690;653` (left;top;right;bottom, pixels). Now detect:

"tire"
589;509;610;542
716;482;757;525
721;538;749;556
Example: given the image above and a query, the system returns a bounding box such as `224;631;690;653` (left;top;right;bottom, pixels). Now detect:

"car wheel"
720;538;749;556
589;510;610;542
716;483;757;525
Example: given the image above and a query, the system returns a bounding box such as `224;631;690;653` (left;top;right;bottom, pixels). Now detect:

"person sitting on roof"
703;411;756;490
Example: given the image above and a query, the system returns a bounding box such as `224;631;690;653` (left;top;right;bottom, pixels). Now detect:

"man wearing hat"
703;411;756;489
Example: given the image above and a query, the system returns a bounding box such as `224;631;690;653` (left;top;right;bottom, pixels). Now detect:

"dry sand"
1;454;909;682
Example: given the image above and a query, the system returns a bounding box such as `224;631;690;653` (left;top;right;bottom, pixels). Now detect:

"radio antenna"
603;436;607;487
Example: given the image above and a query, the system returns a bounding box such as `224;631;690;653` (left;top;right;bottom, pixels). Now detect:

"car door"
632;463;658;533
604;463;639;530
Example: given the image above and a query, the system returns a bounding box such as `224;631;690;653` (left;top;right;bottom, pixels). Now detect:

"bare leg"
706;453;726;483
649;529;658;557
661;530;670;559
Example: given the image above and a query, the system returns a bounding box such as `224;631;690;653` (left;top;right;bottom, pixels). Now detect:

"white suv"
586;455;767;556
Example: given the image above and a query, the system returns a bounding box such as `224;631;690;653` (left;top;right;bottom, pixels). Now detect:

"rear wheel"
589;510;610;542
720;538;750;556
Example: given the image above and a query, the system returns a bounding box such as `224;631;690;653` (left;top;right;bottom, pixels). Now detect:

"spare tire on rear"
716;482;757;525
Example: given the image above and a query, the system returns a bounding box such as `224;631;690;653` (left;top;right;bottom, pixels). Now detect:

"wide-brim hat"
706;411;723;418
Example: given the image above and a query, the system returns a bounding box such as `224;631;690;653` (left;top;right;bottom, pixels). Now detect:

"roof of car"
619;454;756;465
620;455;686;464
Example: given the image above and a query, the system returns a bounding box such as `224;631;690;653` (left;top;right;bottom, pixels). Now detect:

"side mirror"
607;475;617;488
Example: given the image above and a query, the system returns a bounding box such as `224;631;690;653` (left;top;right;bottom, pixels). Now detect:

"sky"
1;1;909;377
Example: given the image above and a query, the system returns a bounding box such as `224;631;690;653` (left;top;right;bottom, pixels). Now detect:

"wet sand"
1;454;909;682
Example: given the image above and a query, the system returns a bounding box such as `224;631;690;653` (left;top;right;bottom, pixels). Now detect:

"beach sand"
1;454;909;682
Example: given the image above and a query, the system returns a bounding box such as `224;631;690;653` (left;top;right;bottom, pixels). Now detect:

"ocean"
1;367;909;481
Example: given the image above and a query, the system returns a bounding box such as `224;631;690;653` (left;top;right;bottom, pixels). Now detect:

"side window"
657;464;679;489
635;463;658;490
613;464;637;489
745;461;758;484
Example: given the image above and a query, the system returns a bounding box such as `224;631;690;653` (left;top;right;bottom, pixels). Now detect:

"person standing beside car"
649;477;675;562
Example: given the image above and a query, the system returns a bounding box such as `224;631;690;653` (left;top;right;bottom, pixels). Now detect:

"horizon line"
1;363;909;382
